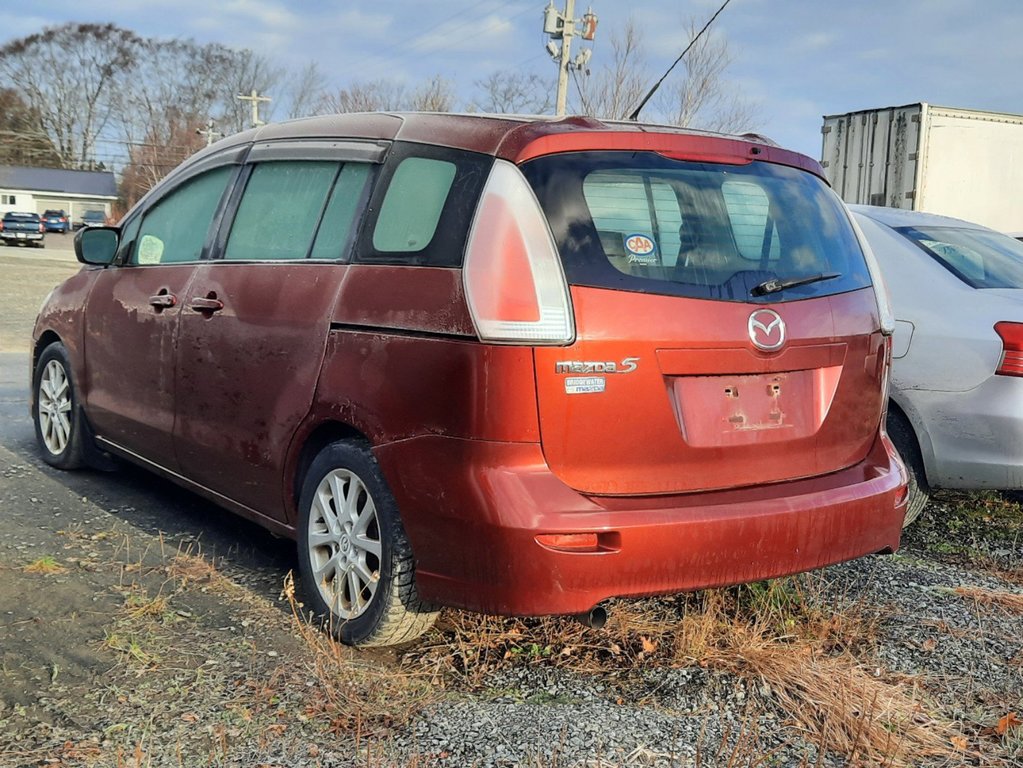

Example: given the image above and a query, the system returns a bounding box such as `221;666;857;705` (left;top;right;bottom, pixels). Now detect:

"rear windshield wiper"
751;272;841;297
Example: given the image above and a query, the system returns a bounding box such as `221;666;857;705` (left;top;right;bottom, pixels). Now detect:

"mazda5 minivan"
33;113;907;646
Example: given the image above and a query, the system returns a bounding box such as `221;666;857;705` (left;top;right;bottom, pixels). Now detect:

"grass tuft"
23;555;66;574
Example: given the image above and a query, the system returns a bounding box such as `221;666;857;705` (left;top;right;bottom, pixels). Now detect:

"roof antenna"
626;0;734;122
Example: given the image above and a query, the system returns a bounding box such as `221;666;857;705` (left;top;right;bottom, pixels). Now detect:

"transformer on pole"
543;1;598;116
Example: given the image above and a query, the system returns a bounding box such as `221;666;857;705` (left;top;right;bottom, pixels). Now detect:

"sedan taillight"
994;322;1023;376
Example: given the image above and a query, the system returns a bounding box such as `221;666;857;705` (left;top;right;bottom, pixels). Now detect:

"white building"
0;165;118;224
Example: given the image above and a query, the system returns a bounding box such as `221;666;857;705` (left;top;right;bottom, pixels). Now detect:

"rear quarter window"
357;142;492;267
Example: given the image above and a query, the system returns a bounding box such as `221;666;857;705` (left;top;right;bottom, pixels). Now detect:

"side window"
372;157;455;253
224;161;339;262
722;180;781;262
310;163;371;260
132;167;233;265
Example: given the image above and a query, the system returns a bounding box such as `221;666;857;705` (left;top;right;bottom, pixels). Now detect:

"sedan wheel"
297;441;438;646
887;408;929;528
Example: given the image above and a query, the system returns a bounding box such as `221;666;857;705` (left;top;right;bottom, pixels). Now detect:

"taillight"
39;222;44;233
994;322;1023;376
463;159;574;345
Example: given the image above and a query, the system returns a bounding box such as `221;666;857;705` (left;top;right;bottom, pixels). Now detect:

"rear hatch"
520;150;885;495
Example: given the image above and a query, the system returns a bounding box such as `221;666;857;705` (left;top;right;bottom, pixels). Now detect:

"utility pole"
196;119;223;147
555;0;575;117
237;89;271;129
543;2;598;116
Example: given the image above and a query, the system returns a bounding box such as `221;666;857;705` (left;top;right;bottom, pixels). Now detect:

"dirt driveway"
1;244;1021;767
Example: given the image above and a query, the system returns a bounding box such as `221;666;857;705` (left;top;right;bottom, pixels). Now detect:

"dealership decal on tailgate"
565;376;606;394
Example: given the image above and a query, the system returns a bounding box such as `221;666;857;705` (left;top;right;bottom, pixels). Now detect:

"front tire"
33;342;86;469
296;440;438;646
887;408;929;528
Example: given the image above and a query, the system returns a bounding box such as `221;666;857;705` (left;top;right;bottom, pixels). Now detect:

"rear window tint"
372;157;455;253
523;151;871;303
895;225;1023;288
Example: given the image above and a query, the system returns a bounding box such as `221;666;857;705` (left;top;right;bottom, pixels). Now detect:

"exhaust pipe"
574;605;607;630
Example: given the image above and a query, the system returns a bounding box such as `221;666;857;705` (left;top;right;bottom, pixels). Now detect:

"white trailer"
821;103;1023;233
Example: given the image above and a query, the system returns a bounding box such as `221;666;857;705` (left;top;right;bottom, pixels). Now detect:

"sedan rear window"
522;151;871;302
894;225;1023;288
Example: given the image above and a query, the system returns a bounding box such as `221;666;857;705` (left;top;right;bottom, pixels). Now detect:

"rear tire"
296;440;438;646
887;408;929;528
33;342;86;470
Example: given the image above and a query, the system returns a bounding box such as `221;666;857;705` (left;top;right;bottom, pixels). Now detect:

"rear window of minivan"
522;151;871;302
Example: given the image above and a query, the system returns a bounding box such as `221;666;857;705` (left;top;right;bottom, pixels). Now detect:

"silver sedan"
851;205;1023;526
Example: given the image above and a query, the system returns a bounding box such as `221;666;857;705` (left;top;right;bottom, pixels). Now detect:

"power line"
627;0;734;121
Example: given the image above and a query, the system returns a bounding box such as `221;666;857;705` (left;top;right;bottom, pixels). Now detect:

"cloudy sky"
4;0;1022;159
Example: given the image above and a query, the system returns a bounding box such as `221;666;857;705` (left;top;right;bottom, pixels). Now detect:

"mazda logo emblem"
748;309;785;351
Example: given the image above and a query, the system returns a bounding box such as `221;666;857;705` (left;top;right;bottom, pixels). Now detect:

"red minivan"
33;113;907;645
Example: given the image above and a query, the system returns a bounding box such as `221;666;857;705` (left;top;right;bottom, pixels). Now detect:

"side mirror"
74;226;119;266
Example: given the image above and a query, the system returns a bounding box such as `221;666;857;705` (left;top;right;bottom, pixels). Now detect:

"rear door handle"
148;293;177;308
190;297;224;313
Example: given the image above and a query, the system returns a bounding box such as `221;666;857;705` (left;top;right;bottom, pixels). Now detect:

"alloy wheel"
307;469;383;619
38;360;72;456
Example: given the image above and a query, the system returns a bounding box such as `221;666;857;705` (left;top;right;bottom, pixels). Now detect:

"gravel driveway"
1;245;1020;767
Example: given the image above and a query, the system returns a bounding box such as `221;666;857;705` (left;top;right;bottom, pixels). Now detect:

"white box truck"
821;103;1023;232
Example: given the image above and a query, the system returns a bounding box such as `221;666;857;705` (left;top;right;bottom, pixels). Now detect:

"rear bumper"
375;435;906;616
1;232;44;242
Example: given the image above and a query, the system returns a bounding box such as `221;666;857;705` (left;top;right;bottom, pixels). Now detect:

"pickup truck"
0;212;45;248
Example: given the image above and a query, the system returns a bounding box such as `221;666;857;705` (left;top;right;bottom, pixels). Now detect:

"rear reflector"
995;322;1023;376
535;532;621;553
463;160;574;345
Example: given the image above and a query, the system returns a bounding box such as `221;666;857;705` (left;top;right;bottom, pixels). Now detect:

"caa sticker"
624;233;657;264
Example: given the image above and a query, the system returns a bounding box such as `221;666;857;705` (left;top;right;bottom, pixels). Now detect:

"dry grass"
954;586;1023;615
282;572;438;737
405;576;965;767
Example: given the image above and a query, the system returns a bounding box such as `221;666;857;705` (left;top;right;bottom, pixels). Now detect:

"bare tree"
471;72;554;115
318;75;454;114
215;49;284;134
573;16;756;133
654;18;759;133
282;61;326;119
575;20;648;120
318;79;409;113
114;38;227;154
409;75;455;112
0;88;62;167
0;23;141;169
118;112;206;211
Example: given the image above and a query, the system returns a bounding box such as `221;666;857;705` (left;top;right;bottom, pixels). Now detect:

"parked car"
851;205;1023;525
1;211;45;247
33;113;907;646
75;210;107;229
42;209;70;233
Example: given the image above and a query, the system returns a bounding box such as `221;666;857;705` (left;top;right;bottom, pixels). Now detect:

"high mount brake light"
994;322;1023;377
463;160;574;345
